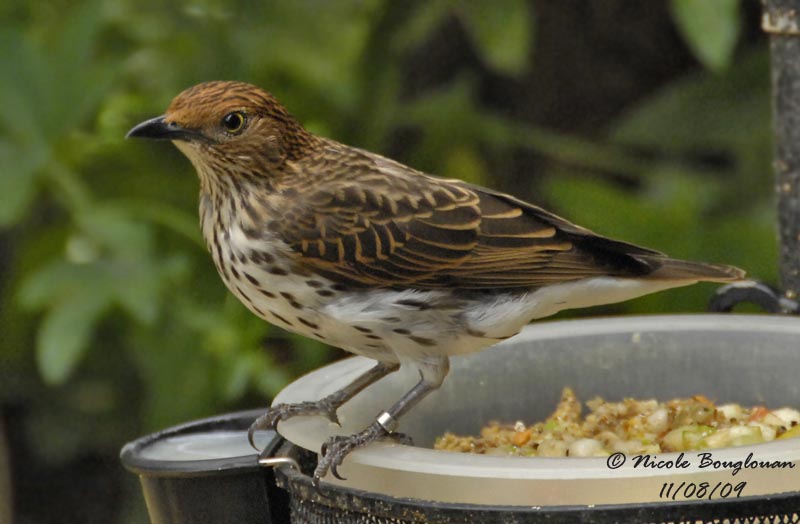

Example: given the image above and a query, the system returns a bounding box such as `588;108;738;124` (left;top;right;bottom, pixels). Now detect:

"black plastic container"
120;410;289;524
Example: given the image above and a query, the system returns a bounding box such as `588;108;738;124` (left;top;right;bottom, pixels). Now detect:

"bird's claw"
247;400;341;451
312;422;414;487
386;431;414;446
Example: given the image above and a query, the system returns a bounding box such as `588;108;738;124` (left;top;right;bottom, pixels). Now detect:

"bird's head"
127;81;313;183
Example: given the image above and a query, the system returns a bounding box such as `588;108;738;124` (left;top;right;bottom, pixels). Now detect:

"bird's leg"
313;356;450;486
248;361;399;449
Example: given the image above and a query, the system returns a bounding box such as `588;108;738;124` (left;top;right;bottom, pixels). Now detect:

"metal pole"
764;0;800;301
709;2;800;314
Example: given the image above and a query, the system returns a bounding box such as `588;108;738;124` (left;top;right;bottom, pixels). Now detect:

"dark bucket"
120;410;289;524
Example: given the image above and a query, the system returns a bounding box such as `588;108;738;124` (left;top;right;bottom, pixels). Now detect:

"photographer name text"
607;451;794;476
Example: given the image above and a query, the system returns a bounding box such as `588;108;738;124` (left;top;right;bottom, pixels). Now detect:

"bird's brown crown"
165;81;314;166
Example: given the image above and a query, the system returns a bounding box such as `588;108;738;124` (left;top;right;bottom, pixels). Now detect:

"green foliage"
670;0;742;72
394;0;533;76
0;1;776;520
457;0;533;75
543;47;775;314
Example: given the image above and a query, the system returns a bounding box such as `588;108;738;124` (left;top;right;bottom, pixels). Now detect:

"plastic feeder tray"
121;314;800;523
272;314;800;523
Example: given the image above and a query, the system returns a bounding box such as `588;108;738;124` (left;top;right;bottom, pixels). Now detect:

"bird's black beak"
126;116;204;142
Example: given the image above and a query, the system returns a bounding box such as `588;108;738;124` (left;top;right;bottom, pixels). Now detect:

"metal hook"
709;280;800;314
258;455;301;471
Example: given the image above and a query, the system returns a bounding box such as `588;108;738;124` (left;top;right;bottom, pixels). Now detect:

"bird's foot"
248;400;341;450
312;422;413;487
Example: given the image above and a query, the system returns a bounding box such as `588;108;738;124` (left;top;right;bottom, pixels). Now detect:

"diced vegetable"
511;428;532;446
646;408;669;433
729;425;765;447
769;408;800;428
748;422;776;442
663;425;715;451
538;439;568;457
568;438;605;457
748;406;769;422
702;426;764;449
717;403;743;421
778;425;800;440
435;389;800;457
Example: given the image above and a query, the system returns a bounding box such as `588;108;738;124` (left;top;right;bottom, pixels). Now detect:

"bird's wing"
429;182;664;287
278;162;484;286
278;150;665;289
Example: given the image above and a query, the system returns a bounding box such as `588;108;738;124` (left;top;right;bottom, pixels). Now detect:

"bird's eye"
221;112;246;134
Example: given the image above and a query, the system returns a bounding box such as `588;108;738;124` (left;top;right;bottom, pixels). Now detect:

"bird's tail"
638;256;746;283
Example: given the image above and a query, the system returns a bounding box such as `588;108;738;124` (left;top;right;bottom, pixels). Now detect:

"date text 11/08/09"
659;481;746;501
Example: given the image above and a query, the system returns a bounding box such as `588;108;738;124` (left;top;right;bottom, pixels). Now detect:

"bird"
127;80;745;486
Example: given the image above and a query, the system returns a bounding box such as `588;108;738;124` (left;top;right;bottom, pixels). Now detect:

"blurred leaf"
392;1;450;53
74;206;186;324
442;145;487;186
610;48;771;213
108;199;210;250
400;78;652;182
76;205;151;259
18;261;99;310
670;0;741;72
710;203;778;281
457;0;532;75
43;2;114;139
0;29;49;143
222;354;252;401
97;91;152;142
542;166;777;313
542;170;708;254
132;322;220;429
0;3;112;142
0;3;113;229
0;28;52;226
0;142;46;226
114;253;188;325
36;291;110;384
402;79;502;171
612;49;768;152
19;204;189;382
288;334;333;376
233;0;380;111
251;353;294;398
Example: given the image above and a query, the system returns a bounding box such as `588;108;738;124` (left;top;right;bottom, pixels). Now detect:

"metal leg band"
376;411;399;433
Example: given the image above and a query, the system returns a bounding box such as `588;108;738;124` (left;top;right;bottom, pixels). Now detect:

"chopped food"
434;388;800;457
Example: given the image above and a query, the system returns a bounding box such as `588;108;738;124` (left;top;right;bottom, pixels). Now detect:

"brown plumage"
128;80;745;486
161;81;742;290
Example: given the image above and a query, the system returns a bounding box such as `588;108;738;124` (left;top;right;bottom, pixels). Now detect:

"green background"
0;0;778;521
